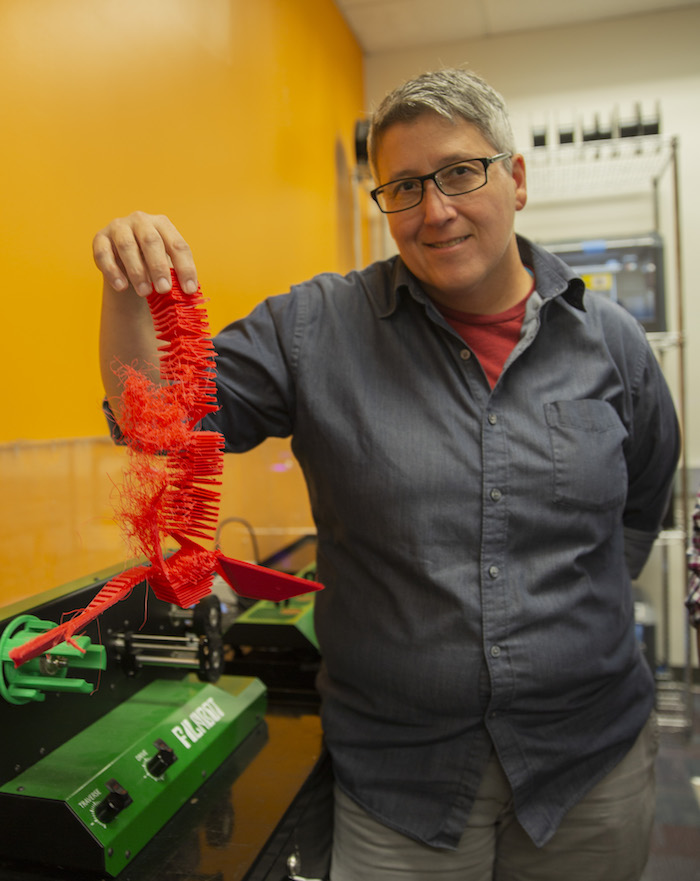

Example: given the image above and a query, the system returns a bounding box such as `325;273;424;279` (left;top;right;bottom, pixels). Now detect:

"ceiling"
333;0;700;54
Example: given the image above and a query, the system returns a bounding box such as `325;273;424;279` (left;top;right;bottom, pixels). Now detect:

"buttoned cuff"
102;398;126;445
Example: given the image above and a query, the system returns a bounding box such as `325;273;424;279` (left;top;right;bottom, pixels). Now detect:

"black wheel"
193;594;222;636
197;632;224;682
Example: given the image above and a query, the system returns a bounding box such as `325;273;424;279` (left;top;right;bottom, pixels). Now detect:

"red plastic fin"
214;551;324;601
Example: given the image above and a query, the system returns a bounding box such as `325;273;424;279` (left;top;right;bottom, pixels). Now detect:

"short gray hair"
368;68;516;176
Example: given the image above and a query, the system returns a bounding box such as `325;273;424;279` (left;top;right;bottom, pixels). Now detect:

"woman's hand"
96;211;200;410
92;211;198;297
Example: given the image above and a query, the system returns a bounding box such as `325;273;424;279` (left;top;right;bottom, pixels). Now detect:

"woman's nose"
420;180;458;222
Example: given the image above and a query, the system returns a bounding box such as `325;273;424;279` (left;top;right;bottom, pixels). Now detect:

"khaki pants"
331;712;659;881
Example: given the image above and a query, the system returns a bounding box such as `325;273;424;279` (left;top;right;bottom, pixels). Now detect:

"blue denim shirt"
200;236;679;848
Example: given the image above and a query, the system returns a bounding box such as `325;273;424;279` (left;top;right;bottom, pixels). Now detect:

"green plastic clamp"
0;614;107;705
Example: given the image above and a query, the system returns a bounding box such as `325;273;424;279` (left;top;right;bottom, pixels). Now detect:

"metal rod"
134;655;198;668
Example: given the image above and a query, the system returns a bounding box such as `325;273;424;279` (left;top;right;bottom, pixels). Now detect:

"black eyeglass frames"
370;152;512;214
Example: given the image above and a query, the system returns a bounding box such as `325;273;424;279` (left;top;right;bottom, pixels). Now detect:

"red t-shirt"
437;283;534;388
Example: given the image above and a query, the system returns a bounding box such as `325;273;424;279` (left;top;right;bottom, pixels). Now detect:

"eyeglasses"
370;153;512;214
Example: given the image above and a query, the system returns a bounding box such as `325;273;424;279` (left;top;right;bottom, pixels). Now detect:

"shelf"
647;330;683;347
523;135;675;203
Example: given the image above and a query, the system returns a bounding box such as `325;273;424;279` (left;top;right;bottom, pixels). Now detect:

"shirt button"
460;348;471;360
488;565;500;579
487;413;497;425
490;645;502;658
490;488;502;502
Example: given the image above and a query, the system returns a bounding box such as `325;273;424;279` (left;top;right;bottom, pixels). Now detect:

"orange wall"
0;0;365;606
0;0;364;441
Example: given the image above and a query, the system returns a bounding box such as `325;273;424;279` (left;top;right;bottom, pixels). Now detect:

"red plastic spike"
8;566;149;668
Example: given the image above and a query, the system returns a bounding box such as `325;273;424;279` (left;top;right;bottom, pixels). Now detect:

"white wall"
364;6;700;670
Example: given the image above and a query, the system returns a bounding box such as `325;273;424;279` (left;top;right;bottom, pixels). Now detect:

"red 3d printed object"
9;271;321;668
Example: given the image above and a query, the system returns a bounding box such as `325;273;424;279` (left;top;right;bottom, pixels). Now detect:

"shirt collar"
371;257;425;318
517;235;586;312
375;234;586;319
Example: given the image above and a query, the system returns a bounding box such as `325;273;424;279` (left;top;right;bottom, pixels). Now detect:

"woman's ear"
512;154;527;212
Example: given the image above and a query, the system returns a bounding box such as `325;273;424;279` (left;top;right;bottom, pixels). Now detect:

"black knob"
94;779;132;823
146;739;177;777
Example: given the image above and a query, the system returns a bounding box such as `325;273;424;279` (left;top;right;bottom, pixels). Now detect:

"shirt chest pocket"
544;399;628;511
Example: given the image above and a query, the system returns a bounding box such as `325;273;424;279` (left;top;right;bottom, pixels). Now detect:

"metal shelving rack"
524;134;692;734
524;134;675;202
